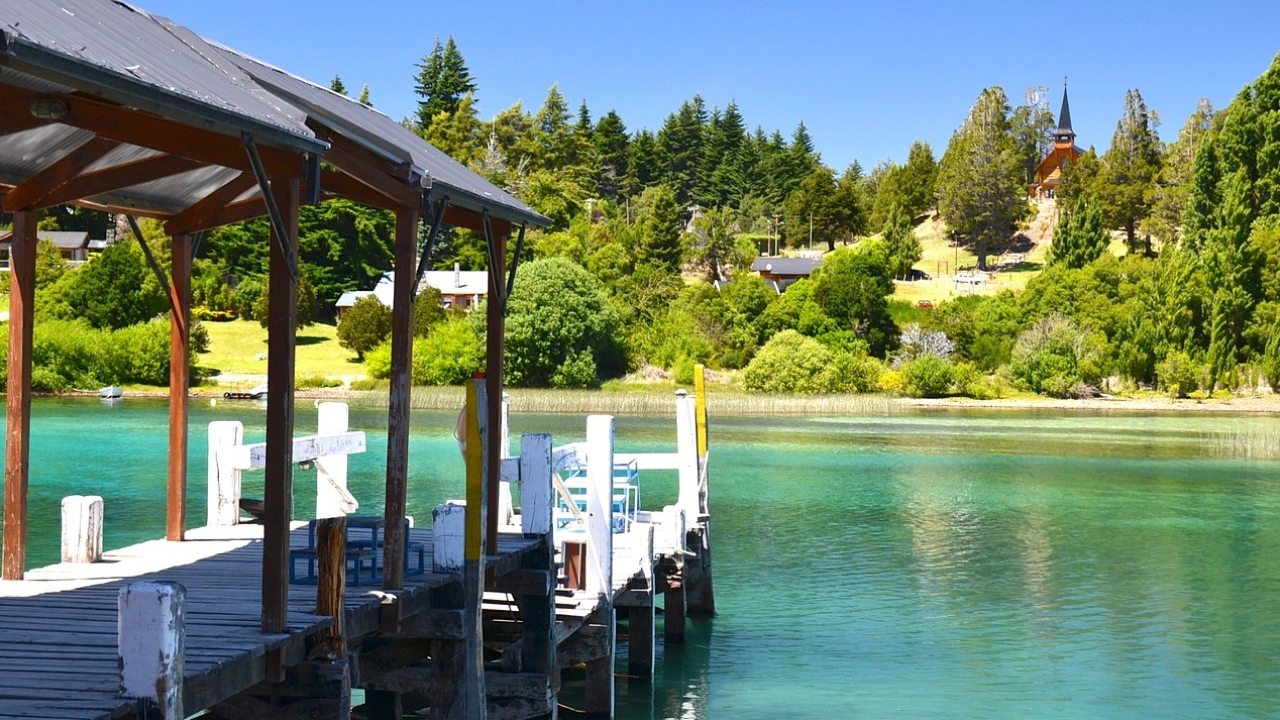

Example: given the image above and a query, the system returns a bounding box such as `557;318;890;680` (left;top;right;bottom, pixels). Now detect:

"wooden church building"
1029;86;1083;198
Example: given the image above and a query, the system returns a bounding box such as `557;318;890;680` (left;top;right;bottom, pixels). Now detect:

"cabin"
0;229;97;265
1028;85;1084;199
751;255;822;293
334;263;489;317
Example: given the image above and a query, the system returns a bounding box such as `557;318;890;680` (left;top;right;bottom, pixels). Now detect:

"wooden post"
664;581;686;645
315;401;349;681
485;229;507;552
498;393;514;528
119;581;186;720
206;421;244;526
518;433;556;699
166;233;193;542
432;503;465;572
674;391;699;520
61;495;104;564
584;415;616;718
462;375;488;719
383;204;418;591
3;210;35;580
625;523;655;677
262;178;299;635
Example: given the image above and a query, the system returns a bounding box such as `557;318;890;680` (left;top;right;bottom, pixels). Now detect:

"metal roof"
213;45;550;228
0;0;320;154
750;256;823;275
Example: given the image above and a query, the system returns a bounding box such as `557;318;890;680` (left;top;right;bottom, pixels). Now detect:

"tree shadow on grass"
295;334;328;347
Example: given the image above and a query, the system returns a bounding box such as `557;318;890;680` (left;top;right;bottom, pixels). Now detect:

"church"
1028;86;1083;199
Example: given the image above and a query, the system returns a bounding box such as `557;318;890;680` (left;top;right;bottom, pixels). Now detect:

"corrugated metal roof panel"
0;0;321;153
216;45;550;228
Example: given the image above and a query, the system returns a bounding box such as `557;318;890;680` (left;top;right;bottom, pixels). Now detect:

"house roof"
335;270;490;309
0;229;89;249
215;46;549;228
750;256;823;276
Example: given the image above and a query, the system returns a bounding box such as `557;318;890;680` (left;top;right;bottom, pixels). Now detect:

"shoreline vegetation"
61;383;1280;416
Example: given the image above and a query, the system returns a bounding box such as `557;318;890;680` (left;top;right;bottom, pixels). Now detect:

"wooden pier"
0;386;714;720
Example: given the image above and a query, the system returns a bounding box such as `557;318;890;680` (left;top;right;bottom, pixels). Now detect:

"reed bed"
343;386;895;416
1199;427;1280;460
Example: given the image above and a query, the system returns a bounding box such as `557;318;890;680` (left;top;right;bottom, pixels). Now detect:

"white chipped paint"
519;433;553;536
207;421;243;526
61;495;103;564
118;581;186;719
585;415;614;598
432;503;466;571
315;402;355;519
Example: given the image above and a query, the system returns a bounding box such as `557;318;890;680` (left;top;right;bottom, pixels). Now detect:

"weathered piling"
60;494;103;564
118;581;186;720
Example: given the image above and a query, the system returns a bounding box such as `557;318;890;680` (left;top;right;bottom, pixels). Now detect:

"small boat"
99;385;122;399
223;383;268;401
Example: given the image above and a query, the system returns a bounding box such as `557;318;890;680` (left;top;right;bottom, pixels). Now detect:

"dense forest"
10;39;1280;400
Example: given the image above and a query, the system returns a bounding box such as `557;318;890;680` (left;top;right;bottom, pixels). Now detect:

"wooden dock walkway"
0;524;538;720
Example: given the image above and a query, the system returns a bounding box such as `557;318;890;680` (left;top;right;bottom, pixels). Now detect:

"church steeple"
1054;83;1075;146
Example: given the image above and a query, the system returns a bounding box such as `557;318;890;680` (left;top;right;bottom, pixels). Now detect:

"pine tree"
593;110;630;200
1010;87;1056;184
1099;89;1162;254
1047;200;1109;269
421;92;482;167
630;129;659;190
358;85;372;107
1145;99;1214;247
414;36;476;132
936;87;1024;269
655;97;707;205
636;184;684;273
883;203;921;279
330;75;348;96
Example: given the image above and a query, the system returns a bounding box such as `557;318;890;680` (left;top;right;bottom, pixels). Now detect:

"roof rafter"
2;136;119;211
164;173;257;236
31;153;205;210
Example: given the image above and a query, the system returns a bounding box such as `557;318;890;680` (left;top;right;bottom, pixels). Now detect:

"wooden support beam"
2;136;119;211
2;211;35;580
35;153;204;210
485;222;508;551
313;127;417;209
383;204;418;591
164;173;257;237
166;233;193;541
0;86;302;176
261;178;299;634
397;609;465;640
319;169;399;210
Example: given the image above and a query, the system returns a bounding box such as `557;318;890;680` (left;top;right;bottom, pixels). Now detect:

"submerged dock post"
584;415;617;717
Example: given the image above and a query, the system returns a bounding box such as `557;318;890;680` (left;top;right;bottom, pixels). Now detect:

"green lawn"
198;319;366;386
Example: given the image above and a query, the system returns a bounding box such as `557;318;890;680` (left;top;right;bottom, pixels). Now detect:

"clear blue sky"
144;0;1280;171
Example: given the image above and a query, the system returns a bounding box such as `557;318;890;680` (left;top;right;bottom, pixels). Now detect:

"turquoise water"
3;400;1279;718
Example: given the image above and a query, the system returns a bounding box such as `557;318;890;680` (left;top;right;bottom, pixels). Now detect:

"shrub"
1156;350;1199;398
899;355;955;398
364;341;392;379
743;330;834;394
296;374;342;389
412;318;483;385
829;352;884;393
878;369;905;394
337;295;393;360
191;321;210;353
1010;313;1105;398
349;378;386;391
413;286;447;338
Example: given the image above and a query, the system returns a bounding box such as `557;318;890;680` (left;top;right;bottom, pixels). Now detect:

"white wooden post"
119;581;186;720
60;495;103;564
433;503;466;571
207;421;243;526
519;433;553;536
315;402;353;519
675;391;699;519
584;415;614;598
498;393;514;527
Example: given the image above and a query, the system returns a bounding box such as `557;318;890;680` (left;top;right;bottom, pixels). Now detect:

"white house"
335;263;489;318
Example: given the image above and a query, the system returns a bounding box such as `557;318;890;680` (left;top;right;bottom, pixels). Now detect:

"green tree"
1010;313;1106;397
413;286;447;338
784;166;858;251
413;36;476;132
1010;87;1057;184
593;110;631;200
1145;99;1214;247
896;141;940;218
1099;89;1163;254
329;75;347;96
883;203;922;279
60;242;166;329
635;184;684;273
812;242;898;356
937;87;1025;269
358;85;372;107
421;91;483;167
689;207;750;282
336;295;392;360
1055;147;1104;212
1047;200;1109;269
503;258;624;388
655;97;706;204
412;317;483;385
253;274;318;331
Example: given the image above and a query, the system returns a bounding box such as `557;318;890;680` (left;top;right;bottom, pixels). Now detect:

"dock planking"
0;522;539;719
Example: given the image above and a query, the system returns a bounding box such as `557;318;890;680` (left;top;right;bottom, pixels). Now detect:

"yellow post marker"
694;364;708;457
464;375;486;563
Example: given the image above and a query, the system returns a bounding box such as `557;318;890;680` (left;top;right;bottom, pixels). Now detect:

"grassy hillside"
198;319;364;387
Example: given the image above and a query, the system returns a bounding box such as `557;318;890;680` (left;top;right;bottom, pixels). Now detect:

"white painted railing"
206;402;366;526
